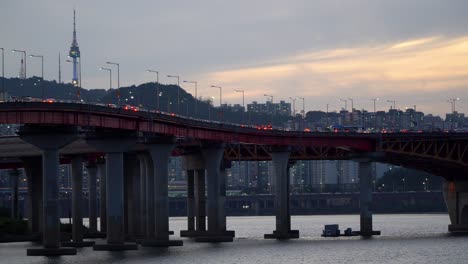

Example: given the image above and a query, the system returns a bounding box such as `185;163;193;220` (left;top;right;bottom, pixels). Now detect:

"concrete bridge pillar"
265;147;299;239
86;163;98;234
24;157;42;234
63;156;95;247
141;136;182;247
186;170;195;231
181;154;206;238
195;143;235;242
137;153;148;238
123;154;139;239
357;160;380;236
144;153;156;240
19;125;78;256
195;169;207;232
129;155;141;238
87;131;138;251
10;169;20;220
97;160;107;234
443;178;468;233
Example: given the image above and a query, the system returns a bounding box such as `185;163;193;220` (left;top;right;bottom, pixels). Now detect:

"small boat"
321;224;340;237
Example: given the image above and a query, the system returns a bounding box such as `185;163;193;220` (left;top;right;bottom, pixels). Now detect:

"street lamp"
12;49;26;78
339;99;347;111
167;75;180;114
264;94;273;103
387;100;396;110
211;85;222;107
371;98;379;129
370;98;379;113
234;89;245;123
0;48;4;101
106;62;120;104
289;97;297;116
30;54;44;99
146;70;160;111
183;80;197;116
298;97;305;117
448;98;460;113
99;67;112;94
347;98;354;111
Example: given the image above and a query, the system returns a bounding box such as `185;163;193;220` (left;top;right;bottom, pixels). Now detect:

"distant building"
247;100;291;116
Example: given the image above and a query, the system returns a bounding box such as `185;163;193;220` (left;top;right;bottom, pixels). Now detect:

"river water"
1;214;466;264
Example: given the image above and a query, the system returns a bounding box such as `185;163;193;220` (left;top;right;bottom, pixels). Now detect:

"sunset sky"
1;0;468;115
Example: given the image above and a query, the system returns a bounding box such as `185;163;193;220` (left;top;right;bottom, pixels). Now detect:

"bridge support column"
195;169;207;232
10;169;20;220
97;161;107;234
181;154;207;238
19;125;78;256
356;160;380;236
145;153;156;240
87;163;98;233
123;154;139;240
141;137;183;247
195;143;235;243
63;156;95;247
129;155;141;238
137;153;148;239
24;157;42;234
87;132;138;251
265;148;299;239
186;170;195;231
443;179;468;233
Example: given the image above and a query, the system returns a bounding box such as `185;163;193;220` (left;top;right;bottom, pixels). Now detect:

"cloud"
199;36;468;115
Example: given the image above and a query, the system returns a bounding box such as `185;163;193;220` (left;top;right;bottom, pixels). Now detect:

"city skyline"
1;1;468;116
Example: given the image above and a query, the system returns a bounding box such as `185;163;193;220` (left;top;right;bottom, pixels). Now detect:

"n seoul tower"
69;9;80;86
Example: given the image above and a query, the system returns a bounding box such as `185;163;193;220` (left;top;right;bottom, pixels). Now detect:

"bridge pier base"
265;149;299;240
19;125;78;256
141;138;182;247
356;160;380;237
443;179;468;233
87;133;138;251
195;144;235;243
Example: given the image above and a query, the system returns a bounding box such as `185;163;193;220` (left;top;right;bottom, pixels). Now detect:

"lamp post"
99;67;112;94
298;97;305;117
106;62;120;104
30;54;44;99
347;98;354;111
289;97;297;116
146;70;160;111
387;100;396;110
183;80;197;116
167;75;180;114
234;89;245;123
448;98;460;113
264;94;273;103
339;99;347;111
0;48;4;101
12;49;26;78
211;85;222;107
371;98;379;129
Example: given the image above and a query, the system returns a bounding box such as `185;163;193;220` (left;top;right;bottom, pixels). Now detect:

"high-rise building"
69;9;80;87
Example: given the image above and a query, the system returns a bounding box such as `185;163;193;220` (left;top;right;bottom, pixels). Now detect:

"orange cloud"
197;36;468;113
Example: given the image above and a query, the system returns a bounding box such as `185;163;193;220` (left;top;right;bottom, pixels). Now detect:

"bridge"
0;101;467;256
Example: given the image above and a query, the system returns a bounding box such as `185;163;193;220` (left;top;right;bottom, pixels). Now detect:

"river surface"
0;214;466;264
